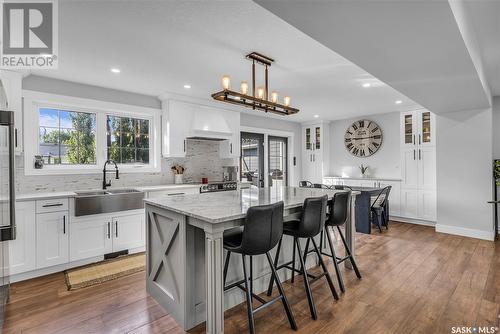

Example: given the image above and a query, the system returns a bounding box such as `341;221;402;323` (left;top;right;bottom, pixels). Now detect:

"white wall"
240;113;301;186
435;107;494;240
328;112;401;179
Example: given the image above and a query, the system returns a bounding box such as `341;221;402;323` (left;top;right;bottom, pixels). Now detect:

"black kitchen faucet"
102;160;119;190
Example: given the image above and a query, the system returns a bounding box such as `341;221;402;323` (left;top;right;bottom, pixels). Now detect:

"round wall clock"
344;119;383;157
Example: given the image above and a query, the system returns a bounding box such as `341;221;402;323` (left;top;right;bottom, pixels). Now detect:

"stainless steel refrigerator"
0;81;16;331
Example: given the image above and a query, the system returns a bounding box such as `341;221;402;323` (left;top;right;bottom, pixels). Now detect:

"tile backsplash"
15;139;236;193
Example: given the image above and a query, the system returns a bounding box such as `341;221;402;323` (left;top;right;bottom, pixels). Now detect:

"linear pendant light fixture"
211;52;299;116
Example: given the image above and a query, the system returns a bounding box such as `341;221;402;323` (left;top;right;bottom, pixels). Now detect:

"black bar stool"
222;201;297;334
266;195;339;320
319;191;362;293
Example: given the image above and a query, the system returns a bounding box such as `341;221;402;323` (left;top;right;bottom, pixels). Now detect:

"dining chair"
370;186;392;232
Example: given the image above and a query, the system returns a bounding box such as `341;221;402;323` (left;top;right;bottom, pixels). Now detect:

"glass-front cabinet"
304;125;321;151
400;110;435;147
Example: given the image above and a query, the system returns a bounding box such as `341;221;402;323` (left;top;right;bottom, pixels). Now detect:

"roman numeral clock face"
344;120;383;157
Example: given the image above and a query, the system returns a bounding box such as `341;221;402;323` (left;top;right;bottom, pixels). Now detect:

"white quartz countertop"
14;184;203;202
324;176;402;181
144;186;358;224
134;184;201;192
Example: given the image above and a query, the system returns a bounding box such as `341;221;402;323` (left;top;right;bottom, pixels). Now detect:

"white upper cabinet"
400;109;435;148
0;70;23;153
302;123;329;184
161;100;240;158
161;100;193;158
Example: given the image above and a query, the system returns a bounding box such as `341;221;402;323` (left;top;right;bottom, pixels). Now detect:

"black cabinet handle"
183;140;186;152
107;222;111;239
42;203;63;208
230;143;232;154
419;134;421;145
168;192;185;196
63;215;66;234
419;149;421;160
413;134;415;145
413;149;416;160
115;221;118;238
14;128;17;148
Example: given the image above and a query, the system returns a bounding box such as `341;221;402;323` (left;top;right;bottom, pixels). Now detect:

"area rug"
64;253;145;290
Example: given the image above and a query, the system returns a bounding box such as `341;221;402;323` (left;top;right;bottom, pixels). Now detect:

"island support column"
204;228;225;334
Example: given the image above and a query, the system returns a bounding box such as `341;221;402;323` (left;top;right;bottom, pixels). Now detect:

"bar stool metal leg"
337;226;362;279
266;237;282;296
242;255;256;334
295;238;317;320
223;251;231;287
311;238;339;300
291;237;296;283
325;226;345;293
265;252;298;331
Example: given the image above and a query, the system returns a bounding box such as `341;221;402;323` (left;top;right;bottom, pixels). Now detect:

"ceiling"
29;0;422;122
462;0;500;96
255;0;497;114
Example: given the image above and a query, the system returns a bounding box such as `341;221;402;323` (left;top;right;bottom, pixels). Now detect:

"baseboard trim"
390;216;436;227
435;224;495;241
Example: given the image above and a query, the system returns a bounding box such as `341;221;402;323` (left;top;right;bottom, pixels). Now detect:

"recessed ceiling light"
183;84;191;89
110;68;121;74
395;100;403;104
362;83;371;88
314;114;319;118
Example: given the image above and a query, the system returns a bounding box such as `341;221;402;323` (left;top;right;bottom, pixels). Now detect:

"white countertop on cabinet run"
14;184;203;202
324;176;402;182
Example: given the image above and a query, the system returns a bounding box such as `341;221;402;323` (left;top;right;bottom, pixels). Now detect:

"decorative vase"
174;174;183;184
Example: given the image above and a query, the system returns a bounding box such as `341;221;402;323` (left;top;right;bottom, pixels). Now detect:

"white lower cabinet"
36;211;69;268
111;214;145;252
9;201;36;275
417;190;437;221
401;189;419;219
70;217;113;261
69;211;145;262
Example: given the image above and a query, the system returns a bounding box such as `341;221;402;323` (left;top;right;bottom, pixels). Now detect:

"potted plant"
359;164;369;178
171;165;185;184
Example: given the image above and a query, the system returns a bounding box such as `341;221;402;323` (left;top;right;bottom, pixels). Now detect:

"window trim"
23;90;161;175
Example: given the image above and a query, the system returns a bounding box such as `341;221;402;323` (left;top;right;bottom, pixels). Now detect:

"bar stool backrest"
298;195;328;237
327;191;351;227
241;201;284;256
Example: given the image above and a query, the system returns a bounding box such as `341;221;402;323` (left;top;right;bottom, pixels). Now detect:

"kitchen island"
144;186;358;334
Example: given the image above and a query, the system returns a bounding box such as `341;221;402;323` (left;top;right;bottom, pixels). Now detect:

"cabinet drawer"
36;198;69;213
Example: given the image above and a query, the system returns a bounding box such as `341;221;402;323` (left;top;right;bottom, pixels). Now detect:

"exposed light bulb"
271;91;278;103
362;83;371;88
222;75;230;90
257;87;264;99
395;100;402;104
283;96;291;106
240;81;248;95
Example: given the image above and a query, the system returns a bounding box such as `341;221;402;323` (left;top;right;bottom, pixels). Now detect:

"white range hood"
189;106;232;140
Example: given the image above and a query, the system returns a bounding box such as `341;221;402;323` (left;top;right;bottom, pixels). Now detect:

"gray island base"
145;186;358;334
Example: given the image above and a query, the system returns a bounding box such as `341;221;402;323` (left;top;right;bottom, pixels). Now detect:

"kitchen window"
106;116;150;164
23;91;161;175
38;108;97;165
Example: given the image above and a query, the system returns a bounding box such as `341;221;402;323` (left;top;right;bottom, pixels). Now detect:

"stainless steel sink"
74;188;144;216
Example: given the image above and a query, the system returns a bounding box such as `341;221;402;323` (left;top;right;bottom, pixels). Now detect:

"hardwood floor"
4;222;500;333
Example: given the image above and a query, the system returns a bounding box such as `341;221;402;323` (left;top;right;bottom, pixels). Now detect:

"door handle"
115;221;118;238
107;222;111;239
63;215;66;234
